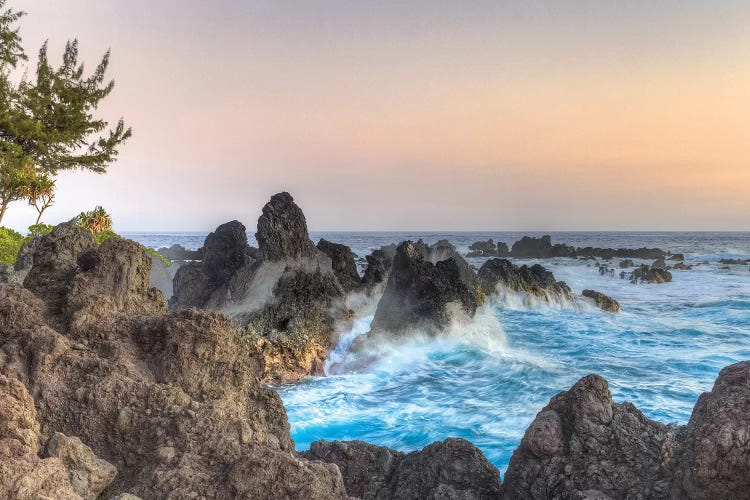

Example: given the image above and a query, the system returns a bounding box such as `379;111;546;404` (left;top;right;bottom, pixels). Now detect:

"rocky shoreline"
0;193;747;499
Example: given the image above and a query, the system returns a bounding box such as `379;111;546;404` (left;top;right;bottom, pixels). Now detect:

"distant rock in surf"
154;243;202;261
467;238;510;258
582;289;620;312
631;265;672;284
478;258;573;301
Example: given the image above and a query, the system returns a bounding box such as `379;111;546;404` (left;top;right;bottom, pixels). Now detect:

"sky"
4;0;750;232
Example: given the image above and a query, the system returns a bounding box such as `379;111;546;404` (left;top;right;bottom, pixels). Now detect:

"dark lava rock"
171;221;253;310
719;258;750;265
671;361;750;499
305;438;501;500
619;259;635;269
503;361;750;500
668;253;685;261
671;262;693;271
478;258;573;300
651;258;667;270
501;374;674;500
467;239;509;258
510;235;576;259
362;244;397;289
582;289;620;312
631;265;672;284
369;241;482;335
154;244;202;261
317;239;361;292
577;246;666;260
256;192;318;261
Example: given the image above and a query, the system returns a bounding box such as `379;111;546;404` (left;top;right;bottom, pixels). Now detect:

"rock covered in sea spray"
582;289;620;312
171;191;351;383
317;238;361;292
477;258;574;301
367;240;483;336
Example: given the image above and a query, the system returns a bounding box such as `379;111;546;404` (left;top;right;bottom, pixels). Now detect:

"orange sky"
5;1;750;231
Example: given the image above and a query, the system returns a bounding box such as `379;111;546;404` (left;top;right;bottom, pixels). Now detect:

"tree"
0;0;130;224
76;206;112;235
25;172;54;226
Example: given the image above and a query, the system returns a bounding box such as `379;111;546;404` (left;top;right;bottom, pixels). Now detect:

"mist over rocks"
361;243;397;290
367;240;483;337
317;238;361;292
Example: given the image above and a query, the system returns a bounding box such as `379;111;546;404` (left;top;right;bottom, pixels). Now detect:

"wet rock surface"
478;258;573;300
631;265;672;284
582;289;620;312
369;240;482;336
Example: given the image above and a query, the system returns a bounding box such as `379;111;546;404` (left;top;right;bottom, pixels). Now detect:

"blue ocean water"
124;231;750;474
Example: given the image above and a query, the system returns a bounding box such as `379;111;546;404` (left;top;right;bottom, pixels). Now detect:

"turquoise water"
126;231;750;473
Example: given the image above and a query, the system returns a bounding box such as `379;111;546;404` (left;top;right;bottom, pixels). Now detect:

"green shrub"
94;229;120;245
145;247;170;267
0;227;24;265
27;223;54;238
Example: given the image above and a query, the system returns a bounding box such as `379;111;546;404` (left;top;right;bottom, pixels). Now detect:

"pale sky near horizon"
4;1;750;232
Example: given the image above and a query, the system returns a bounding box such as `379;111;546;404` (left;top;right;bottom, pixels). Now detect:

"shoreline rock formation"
0;223;747;498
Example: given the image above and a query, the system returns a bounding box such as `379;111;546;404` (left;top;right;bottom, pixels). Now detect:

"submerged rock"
478;258;573;300
305;438;501;500
582;289;620;312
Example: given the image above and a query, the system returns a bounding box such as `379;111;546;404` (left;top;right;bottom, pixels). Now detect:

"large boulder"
305;438;501;500
368;241;482;336
511;235;553;258
478;258;573;301
317;239;361;292
501;374;674;499
256;192;318;261
631;265;672;284
23;221;96;318
671;361;750;499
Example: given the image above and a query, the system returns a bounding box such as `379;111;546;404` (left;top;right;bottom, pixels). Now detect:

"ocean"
123;230;750;474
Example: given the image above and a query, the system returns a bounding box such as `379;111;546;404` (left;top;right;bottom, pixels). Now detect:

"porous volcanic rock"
631;265;672;284
361;244;397;290
501;374;674;499
368;241;482;335
305;438;502;500
317;238;361;292
257;192;318;261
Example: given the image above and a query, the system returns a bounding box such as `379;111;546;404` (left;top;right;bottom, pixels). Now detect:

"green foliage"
0;225;23;265
94;229;119;245
27;222;52;237
75;206;112;235
0;1;130;223
145;247;170;267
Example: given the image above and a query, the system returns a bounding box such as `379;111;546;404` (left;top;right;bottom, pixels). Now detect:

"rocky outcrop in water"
361;244;397;290
631;265;672;284
582;289;620;312
619;259;635;268
367;240;482;336
305;438;502;500
317;238;361;292
478;258;573;301
510;235;577;259
501;361;750;500
0;224;348;499
170;193;350;383
155;243;202;261
467;239;510;258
